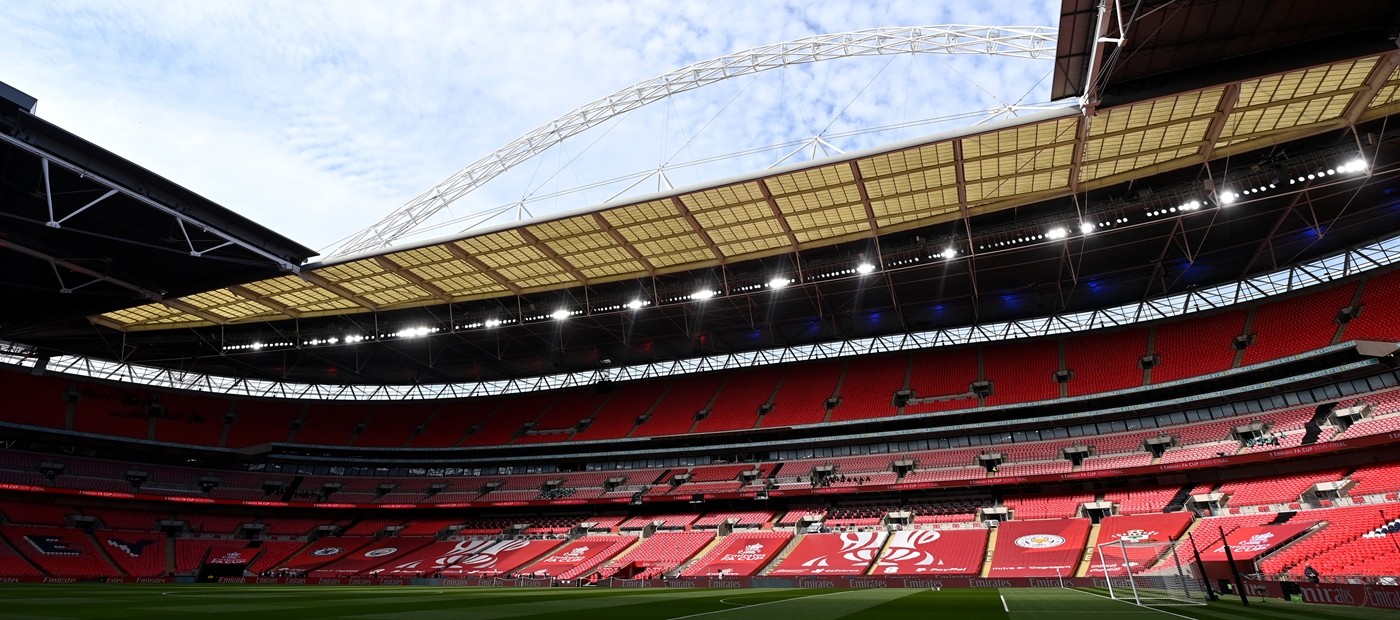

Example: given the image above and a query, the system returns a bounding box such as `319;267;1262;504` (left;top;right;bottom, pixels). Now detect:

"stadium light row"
220;149;1371;354
21;229;1400;401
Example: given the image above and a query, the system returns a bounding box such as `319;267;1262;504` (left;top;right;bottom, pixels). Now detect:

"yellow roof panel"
1085;118;1212;162
1369;83;1400;109
961;117;1078;159
538;231;612;255
390;244;458;267
615;218;694;242
864;166;957;199
718;236;790;256
787;204;868;233
1220;94;1352;138
600;199;676;226
100;303;196;325
1079;147;1200;182
94;53;1400;331
457;230;529;254
773;186;864;213
562;246;642;269
708;218;786;245
363;288;437;307
966;169;1070;202
435;276;509;297
1091;89;1223;137
474;245;557;270
963;145;1075;182
689;204;773;230
767;165;854;195
525;214;602;240
507;271;577;289
857;142;955;178
871;187;961;220
684;183;765;209
181;289;280;321
1237;58;1376;108
793;222;865;243
636;242;712;268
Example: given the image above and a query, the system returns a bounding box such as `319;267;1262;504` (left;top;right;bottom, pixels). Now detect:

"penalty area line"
1068;588;1197;620
1000;594;1009;612
665;590;852;620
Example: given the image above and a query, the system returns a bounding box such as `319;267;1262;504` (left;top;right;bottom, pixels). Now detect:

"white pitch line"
665;590;852;620
1068;588;1198;620
1000;594;1009;612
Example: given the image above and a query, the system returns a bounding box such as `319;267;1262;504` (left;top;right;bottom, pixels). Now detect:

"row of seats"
5;383;1400;517
6;271;1394;449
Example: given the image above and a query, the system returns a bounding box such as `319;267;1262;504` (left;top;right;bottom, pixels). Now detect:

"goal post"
1093;538;1206;606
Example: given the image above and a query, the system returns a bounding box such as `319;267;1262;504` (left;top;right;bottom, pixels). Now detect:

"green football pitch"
0;585;1383;619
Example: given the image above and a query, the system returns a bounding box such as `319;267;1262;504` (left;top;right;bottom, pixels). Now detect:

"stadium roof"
88;49;1400;331
0;84;315;334
5;0;1400;385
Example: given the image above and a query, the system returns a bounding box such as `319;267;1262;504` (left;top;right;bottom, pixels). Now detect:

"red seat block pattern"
1151;310;1246;383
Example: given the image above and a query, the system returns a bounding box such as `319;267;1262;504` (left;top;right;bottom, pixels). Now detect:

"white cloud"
0;0;1060;258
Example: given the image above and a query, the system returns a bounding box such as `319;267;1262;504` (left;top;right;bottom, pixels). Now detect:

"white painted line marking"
1068;588;1198;620
1000;594;1010;612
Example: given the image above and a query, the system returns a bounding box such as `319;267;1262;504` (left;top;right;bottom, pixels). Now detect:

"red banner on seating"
312;537;435;576
280;537;374;572
439;539;563;575
680;534;790;577
511;537;626;577
987;519;1090;577
872;529;988;576
1199;523;1315;561
767;532;887;575
1088;513;1193;576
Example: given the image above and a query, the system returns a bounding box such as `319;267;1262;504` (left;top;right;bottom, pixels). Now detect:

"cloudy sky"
3;1;1060;259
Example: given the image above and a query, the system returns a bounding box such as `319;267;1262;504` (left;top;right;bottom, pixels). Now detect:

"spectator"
1304;565;1320;583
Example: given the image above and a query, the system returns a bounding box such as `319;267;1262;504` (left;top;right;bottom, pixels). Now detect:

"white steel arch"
328;25;1057;258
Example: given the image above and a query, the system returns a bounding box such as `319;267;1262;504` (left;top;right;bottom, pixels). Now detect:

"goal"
1092;538;1207;606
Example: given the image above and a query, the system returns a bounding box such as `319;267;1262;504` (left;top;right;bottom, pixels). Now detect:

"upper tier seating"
292;403;373;446
757;362;842;428
571;382;667;441
631;375;724;438
983;340;1060;407
0;278;1383;452
692;368;782;434
1150;309;1246;384
513;390;611;444
1342;269;1400;342
1065;328;1148;396
352;403;437;448
830;354;906;421
903;347;979;414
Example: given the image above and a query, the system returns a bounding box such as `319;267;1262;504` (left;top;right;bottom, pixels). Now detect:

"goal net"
1093;538;1207;606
